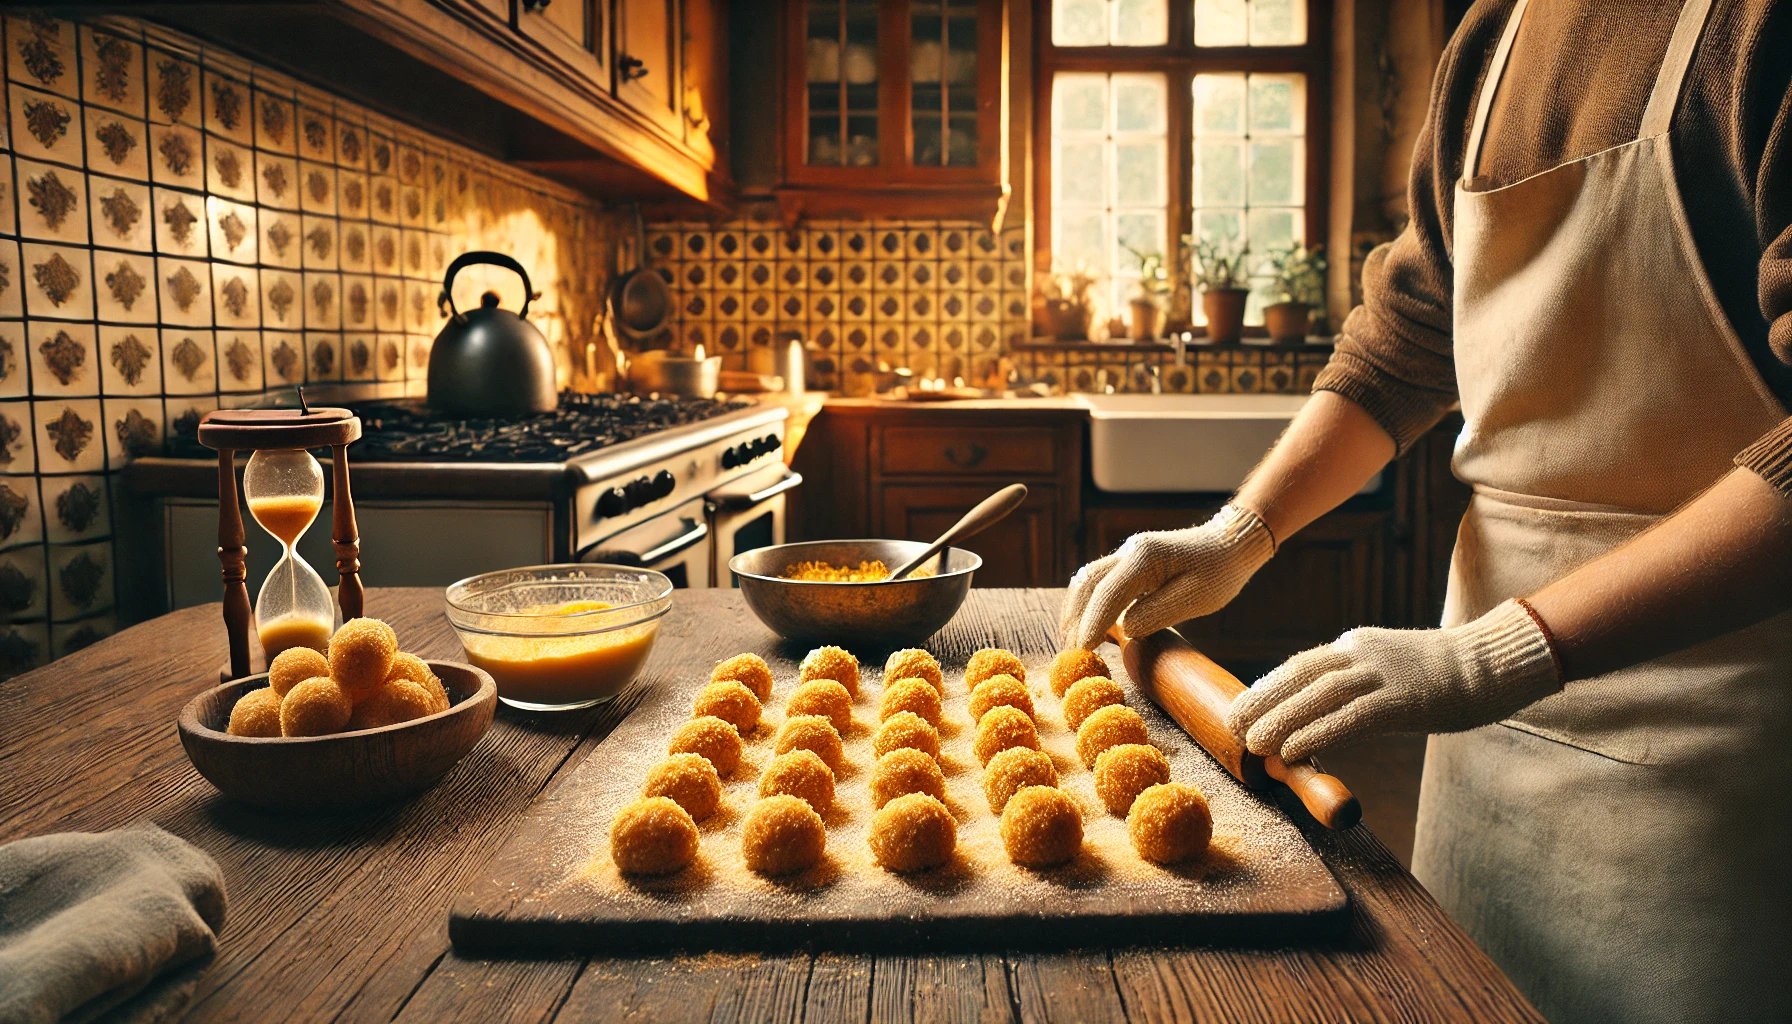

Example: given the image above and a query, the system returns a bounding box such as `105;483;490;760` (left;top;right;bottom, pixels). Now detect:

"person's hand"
1059;504;1276;651
1225;599;1561;762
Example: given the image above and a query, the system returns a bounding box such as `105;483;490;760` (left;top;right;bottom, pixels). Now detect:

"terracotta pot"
1202;289;1249;344
1264;301;1312;342
1046;298;1091;341
1129;298;1161;341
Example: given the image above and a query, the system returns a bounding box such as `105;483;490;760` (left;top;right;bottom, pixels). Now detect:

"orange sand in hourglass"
249;493;331;658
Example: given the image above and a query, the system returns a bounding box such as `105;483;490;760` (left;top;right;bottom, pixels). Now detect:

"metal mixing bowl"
729;539;981;647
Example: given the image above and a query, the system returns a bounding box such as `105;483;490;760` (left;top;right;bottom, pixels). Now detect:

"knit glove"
1060;504;1276;651
1225;599;1562;763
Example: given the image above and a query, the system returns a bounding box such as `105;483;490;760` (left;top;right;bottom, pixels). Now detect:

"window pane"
1249;0;1306;44
1193;0;1307;46
1054;0;1109;44
1054;0;1168;46
805;0;879;166
1058;143;1108;205
1116;142;1166;205
1249;138;1301;204
1054;73;1109;132
1115;77;1167;132
1193;0;1246;45
1193;74;1244;133
1191;72;1307;325
1114;0;1169;45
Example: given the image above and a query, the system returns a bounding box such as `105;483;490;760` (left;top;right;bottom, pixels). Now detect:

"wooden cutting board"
450;590;1347;954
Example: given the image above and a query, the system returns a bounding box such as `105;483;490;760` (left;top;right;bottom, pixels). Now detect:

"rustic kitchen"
6;1;1784;1022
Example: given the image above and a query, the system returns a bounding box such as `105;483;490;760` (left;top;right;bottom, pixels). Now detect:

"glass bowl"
444;564;673;711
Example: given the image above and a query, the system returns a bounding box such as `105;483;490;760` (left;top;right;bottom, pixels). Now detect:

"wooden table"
0;589;1543;1023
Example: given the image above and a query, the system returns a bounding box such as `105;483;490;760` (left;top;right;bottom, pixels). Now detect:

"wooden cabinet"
515;0;604;84
882;483;1064;587
775;0;1011;228
617;0;682;134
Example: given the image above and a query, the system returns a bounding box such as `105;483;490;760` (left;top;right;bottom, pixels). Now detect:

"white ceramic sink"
1078;393;1331;493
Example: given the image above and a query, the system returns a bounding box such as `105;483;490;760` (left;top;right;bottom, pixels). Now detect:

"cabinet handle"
943;443;987;468
619;54;649;81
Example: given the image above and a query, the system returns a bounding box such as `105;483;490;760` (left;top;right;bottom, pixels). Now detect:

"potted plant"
1045;266;1099;341
1124;248;1170;341
1190;239;1250;344
1261;244;1328;342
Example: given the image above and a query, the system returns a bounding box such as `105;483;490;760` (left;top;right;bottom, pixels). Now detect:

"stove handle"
707;469;803;513
638;518;710;564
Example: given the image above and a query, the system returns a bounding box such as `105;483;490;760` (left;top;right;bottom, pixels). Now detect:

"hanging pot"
427;251;558;417
611;206;673;346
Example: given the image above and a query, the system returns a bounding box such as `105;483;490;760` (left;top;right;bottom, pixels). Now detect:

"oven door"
577;497;712;589
706;464;802;587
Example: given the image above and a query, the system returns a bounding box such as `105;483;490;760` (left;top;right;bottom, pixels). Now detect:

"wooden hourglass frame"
197;406;364;681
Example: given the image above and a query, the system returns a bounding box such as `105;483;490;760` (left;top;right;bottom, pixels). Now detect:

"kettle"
427;252;558;417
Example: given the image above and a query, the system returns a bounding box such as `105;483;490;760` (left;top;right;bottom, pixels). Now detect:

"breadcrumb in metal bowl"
783;559;935;582
729;540;981;647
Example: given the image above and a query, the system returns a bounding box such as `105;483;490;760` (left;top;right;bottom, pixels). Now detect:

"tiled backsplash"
0;14;608;678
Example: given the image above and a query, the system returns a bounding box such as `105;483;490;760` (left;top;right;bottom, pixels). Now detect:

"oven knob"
763;433;781;453
597;487;626;518
738;442;755;461
652;470;675;497
626;475;654;508
721;447;739;469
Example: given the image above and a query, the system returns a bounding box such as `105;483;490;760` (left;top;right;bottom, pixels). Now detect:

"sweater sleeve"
1736;13;1792;497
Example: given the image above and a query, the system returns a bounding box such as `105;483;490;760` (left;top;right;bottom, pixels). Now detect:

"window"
1038;0;1328;329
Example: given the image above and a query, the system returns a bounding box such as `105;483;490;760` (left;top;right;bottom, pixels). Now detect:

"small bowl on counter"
729;539;981;647
178;661;497;811
444;564;673;711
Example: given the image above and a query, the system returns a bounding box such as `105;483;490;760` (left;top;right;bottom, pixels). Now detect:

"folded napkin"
0;826;225;1024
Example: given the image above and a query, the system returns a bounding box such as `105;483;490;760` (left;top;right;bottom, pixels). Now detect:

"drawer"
876;427;1058;476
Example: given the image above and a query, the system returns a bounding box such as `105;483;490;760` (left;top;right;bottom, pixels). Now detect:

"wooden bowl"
178;661;497;811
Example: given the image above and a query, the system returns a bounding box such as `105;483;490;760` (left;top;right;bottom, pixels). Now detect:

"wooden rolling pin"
1113;627;1362;830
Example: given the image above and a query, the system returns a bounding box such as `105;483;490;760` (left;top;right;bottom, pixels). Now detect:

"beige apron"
1409;0;1792;1020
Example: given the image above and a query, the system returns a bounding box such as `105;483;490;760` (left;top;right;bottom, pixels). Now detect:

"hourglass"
198;403;364;680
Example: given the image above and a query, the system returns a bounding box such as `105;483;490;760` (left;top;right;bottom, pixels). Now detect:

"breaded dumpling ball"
643;752;723;821
610;796;699;876
786;679;853;734
280;676;352;736
1128;783;1212;864
965;648;1025;690
878;677;942;727
268;646;330;697
227;687;283;737
883;648;943;693
873;710;940;761
983;746;1058;814
1048;648;1110;697
1076;704;1150;768
328;617;398;700
800;646;860;696
868;793;956;873
385;651;449;713
758;749;836;813
870;748;946;809
1062;676;1126;731
742;794;827;876
711;653;774;702
347;680;435;731
693;680;762;734
669;715;744;776
968;674;1034;723
1000;785;1083;868
972;705;1039;764
776;714;845;769
1094;744;1171;816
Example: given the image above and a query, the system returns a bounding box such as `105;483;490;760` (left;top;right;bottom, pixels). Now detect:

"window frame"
1033;1;1332;329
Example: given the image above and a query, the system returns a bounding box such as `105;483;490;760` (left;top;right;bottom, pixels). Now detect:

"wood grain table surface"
0;588;1543;1023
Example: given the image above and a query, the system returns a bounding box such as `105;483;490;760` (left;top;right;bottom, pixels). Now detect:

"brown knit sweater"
1315;0;1792;494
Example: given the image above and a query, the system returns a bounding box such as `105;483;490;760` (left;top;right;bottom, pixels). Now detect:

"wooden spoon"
888;484;1028;581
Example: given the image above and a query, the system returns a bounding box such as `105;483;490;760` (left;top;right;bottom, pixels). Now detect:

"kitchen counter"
0;588;1540;1023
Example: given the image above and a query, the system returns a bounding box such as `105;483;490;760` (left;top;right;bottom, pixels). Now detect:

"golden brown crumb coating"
1127;782;1212;863
758;749;836;813
869;747;947;808
872;710;940;761
280;676;353;736
610;796;699;875
1093;743;1171;816
982;746;1059;814
384;652;450;713
972;705;1039;764
741;794;827;876
693;680;762;734
775;714;846;769
786;679;853;734
965;648;1025;690
1048;648;1110;698
669;715;744;776
799;646;860;695
1076;704;1149;768
1000;785;1083;868
1062;676;1126;731
711;653;774;702
268;647;330;697
878;677;942;727
968;674;1035;723
346;680;435;731
328;617;399;700
883;648;944;693
227;687;283;737
643;752;723;821
868;793;956;872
